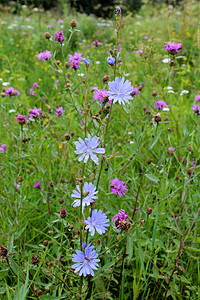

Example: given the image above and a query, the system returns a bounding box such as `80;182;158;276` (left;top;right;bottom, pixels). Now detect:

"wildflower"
107;77;134;106
83;57;90;67
112;209;131;230
14;184;20;189
54;31;64;43
74;134;105;165
154;100;169;110
34;182;41;188
93;89;109;105
29;88;35;95
72;243;100;277
180;90;189;96
107;56;115;66
15;115;28;125
60;209;66;218
85;209;109;236
194;95;200;101
69;52;83;70
192;104;200;115
71;182;98;209
56;79;60;86
164;41;182;55
33;82;39;88
168;147;174;154
46;25;52;29
58;19;63;24
162;58;171;63
130;87;139;97
44;32;51;39
144;36;148;40
135;50;143;54
55;106;65;116
70;20;77;27
110;178;128;196
37;50;52;61
0;144;6;152
5;87;20;96
94;40;98;47
29;107;41;119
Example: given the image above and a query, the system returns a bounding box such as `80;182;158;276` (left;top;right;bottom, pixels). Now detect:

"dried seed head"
59;198;64;204
147;158;153;164
103;75;109;83
152;91;157;97
56;60;61;65
153;113;161;123
169;60;175;67
18;176;23;182
0;245;8;257
146;207;152;215
1;92;6;97
31;255;39;265
65;62;70;68
44;32;51;39
43;240;48;246
187;169;192;176
60;178;65;183
65;134;70;141
164;117;169;122
118;220;131;231
70;20;77;27
187;145;193;153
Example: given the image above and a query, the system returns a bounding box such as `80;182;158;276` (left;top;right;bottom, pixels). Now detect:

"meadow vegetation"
0;2;200;299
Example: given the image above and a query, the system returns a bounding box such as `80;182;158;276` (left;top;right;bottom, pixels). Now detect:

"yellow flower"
52;76;55;80
38;78;42;81
67;113;70;116
59;144;63;149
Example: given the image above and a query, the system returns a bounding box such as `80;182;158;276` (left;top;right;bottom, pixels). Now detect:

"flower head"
112;209;131;230
55;106;65;116
69;52;83;70
164;42;182;55
54;31;64;43
58;19;63;24
130;87;139;97
192;104;200;115
71;182;98;209
85;209;109;236
93;89;109;104
34;182;41;188
29;88;35;95
72;243;100;277
29;107;41;119
110;178;128;196
0;144;6;153
154;100;169;110
37;50;52;61
33;82;39;88
168;147;174;154
74;134;105;165
135;50;143;54
83;57;90;67
107;77;134;106
107;56;115;66
15;115;28;125
5;87;20;96
194;95;200;101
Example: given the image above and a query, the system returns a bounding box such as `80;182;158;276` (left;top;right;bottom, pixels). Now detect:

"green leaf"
145;174;159;183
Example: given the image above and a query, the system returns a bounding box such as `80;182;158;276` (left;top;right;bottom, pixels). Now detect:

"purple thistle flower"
0;144;6;153
58;19;63;24
168;147;174;154
29;107;41;119
144;36;148;40
6;87;20;96
112;209;129;223
14;184;20;189
192;104;200;115
164;41;182;55
74;134;105;165
135;50;143;54
107;56;115;66
34;182;41;188
37;50;52;61
154;100;169;110
54;31;64;43
69;52;83;70
94;40;98;47
84;209;109;236
71;182;98;209
47;25;52;29
33;82;39;88
110;178;128;197
93;89;109;104
29;88;35;95
194;95;200;101
72;243;100;277
107;77;134;106
130;87;140;97
55;106;65;116
15;115;28;125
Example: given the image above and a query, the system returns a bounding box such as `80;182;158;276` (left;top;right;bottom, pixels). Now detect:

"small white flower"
162;58;171;64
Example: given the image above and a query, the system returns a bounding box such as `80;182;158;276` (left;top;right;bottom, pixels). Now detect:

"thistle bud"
44;32;51;39
70;20;77;27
